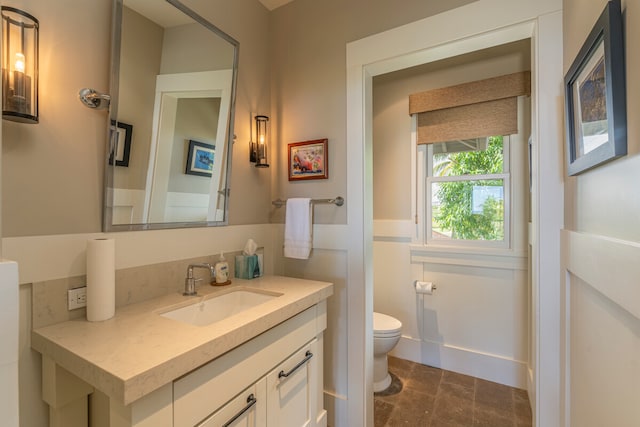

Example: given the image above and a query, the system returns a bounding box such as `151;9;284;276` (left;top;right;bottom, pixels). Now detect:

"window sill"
409;244;527;270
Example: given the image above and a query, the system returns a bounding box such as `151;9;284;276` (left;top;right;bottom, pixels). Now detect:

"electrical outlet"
68;286;87;310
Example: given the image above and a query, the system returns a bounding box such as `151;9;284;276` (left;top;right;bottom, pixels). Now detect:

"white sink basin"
160;288;281;327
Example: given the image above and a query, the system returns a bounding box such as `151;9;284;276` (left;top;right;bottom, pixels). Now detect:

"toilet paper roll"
415;280;436;295
86;238;116;322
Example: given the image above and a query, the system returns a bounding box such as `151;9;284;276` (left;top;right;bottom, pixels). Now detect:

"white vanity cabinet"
172;303;326;427
33;277;332;427
190;339;320;427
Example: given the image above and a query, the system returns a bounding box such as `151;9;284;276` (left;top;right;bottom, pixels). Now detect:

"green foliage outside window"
432;136;505;241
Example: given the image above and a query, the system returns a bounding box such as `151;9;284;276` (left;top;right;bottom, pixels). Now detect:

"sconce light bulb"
14;52;25;73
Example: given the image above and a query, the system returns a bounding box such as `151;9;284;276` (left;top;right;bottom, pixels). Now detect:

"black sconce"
1;6;38;124
250;115;270;168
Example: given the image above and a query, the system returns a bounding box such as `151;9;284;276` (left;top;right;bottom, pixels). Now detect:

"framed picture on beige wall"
564;0;626;176
185;140;215;178
109;121;132;167
288;139;328;181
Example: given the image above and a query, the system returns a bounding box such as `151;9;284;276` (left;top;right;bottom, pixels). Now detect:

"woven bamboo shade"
410;71;530;144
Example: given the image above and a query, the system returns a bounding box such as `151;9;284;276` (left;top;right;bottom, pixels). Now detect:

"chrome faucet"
184;263;215;296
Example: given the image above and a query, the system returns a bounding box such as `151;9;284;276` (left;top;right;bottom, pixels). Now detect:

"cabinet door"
198;378;266;427
266;339;318;427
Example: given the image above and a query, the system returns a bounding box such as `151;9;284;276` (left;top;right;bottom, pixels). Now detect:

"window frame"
418;135;512;250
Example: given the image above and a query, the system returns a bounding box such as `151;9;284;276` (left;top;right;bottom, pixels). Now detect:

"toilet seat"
373;312;402;337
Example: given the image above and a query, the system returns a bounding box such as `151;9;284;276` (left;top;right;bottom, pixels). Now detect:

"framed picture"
109;122;132;167
288;139;328;181
564;0;626;176
185;140;215;177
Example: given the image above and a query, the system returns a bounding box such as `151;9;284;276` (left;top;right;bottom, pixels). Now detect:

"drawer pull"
278;350;313;379
221;394;257;427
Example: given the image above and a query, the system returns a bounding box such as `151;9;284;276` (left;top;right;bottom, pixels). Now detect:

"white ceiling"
259;0;295;11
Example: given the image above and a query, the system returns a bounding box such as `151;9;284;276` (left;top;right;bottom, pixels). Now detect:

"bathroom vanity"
32;276;333;427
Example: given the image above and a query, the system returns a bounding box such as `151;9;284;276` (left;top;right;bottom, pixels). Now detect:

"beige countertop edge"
31;276;333;406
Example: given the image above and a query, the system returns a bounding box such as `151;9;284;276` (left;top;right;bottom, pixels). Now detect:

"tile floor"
374;356;532;427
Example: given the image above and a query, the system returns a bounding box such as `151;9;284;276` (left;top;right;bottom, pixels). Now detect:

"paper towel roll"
415;280;436;295
86;238;115;321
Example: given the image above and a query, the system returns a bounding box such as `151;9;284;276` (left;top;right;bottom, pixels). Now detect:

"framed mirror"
104;0;238;231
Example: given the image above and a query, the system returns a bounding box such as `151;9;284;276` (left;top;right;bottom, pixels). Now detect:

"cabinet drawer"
266;339;318;427
174;304;322;427
197;378;266;427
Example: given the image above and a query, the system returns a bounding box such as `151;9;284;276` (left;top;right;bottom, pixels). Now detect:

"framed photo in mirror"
288;139;328;181
109;121;132;167
564;0;626;176
185;140;215;178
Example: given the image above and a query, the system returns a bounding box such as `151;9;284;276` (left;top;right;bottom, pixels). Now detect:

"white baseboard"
391;335;527;389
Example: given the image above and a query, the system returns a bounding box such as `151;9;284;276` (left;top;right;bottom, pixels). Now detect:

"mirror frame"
104;0;239;231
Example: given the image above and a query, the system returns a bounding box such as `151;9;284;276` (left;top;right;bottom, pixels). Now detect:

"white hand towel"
284;198;312;259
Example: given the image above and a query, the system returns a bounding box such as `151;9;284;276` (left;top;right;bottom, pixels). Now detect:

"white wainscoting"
3;224;276;285
164;191;210;222
112;189;146;225
561;230;640;426
274;223;350;427
374;220;529;389
393;336;528;388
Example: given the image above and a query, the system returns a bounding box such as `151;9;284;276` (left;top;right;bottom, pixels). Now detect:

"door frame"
345;1;564;425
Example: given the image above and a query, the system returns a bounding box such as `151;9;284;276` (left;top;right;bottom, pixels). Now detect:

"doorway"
345;4;563;426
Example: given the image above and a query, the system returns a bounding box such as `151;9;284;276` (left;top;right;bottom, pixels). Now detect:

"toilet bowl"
373;312;402;392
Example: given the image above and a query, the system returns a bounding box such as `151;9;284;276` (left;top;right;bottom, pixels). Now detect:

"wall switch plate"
68;286;87;310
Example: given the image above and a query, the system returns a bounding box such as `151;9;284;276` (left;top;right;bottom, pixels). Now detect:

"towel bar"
272;196;344;208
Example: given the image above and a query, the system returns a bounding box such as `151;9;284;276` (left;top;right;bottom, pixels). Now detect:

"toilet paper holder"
414;280;436;294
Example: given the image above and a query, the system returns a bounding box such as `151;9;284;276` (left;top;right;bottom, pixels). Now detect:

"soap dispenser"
215;252;229;284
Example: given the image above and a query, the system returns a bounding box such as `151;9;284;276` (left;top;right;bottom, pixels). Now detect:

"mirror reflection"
105;0;238;231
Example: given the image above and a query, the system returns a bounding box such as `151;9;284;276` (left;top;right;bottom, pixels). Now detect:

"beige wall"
2;0;111;236
564;0;640;239
169;97;220;194
116;6;163;191
269;0;476;225
1;0;271;237
160;21;235;74
563;0;640;425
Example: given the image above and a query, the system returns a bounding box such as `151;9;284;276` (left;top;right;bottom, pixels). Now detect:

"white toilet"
373;312;402;392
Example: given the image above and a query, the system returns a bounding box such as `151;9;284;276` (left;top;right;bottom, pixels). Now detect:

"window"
424;136;510;247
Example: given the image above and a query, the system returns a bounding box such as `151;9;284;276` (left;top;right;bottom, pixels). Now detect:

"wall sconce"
250;115;270;168
1;7;38;124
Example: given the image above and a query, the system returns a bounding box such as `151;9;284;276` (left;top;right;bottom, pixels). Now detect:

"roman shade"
409;71;531;145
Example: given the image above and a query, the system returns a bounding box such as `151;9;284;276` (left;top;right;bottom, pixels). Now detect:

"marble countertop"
32;276;333;405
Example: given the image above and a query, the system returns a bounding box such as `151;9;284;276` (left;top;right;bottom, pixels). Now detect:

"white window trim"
414;131;513;251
